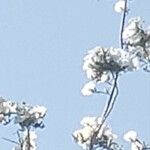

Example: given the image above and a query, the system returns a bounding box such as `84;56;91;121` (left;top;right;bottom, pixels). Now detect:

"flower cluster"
0;97;47;150
81;17;150;96
81;46;140;96
0;97;47;129
123;130;149;150
114;0;126;13
15;103;47;130
0;98;17;124
123;17;150;62
72;116;118;150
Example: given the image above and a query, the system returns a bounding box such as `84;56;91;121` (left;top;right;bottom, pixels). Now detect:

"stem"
120;0;128;49
2;137;18;144
17;130;24;150
102;73;118;120
89;73;119;150
27;128;31;150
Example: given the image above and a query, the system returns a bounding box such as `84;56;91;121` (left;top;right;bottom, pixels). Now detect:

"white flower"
73;116;117;150
80;116;97;127
73;126;93;143
124;130;138;142
0;114;5;123
86;69;96;79
81;81;96;96
130;57;140;70
123;17;141;40
103;127;118;140
29;131;37;140
114;0;126;13
31;106;47;118
131;141;143;150
100;72;110;83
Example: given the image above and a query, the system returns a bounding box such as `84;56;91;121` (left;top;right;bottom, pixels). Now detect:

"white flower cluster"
0;97;47;129
15;103;47;129
123;17;150;62
114;0;126;13
72;117;117;150
123;130;147;150
13;131;37;150
0;97;17;124
81;46;140;96
81;17;150;96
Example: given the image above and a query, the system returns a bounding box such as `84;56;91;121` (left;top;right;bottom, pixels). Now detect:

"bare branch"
2;137;18;145
120;0;128;49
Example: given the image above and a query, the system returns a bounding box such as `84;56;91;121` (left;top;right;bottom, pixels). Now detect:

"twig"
102;72;118;120
120;0;128;49
27;128;31;150
2;137;18;144
17;129;24;150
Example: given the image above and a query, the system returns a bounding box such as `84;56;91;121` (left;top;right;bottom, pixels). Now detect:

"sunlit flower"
30;106;47;119
80;116;97;127
123;17;150;65
124;130;138;142
81;81;96;96
73;116;117;150
0;114;5;123
114;0;126;13
131;142;143;150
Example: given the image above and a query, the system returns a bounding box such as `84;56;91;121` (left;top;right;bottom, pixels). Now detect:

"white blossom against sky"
0;0;149;149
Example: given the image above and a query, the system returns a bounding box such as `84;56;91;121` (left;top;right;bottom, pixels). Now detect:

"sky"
0;0;149;149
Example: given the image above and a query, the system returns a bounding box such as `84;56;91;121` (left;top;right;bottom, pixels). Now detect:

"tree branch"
27;128;31;150
120;0;128;49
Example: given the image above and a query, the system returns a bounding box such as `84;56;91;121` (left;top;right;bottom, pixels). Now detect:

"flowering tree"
72;0;150;150
0;97;46;150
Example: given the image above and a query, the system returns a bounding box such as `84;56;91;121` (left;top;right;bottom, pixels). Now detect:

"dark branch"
27;128;31;150
102;72;118;121
2;137;18;145
120;0;128;49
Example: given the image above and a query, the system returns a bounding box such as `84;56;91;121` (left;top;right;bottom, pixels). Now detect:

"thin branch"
17;130;24;150
89;73;119;150
103;75;119;120
2;137;18;145
27;128;31;150
102;73;118;120
95;90;110;95
120;0;128;49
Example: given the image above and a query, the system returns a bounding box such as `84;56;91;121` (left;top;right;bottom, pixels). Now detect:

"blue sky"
0;0;149;149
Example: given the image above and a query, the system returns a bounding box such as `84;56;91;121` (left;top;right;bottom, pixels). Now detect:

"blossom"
123;17;150;64
73;126;94;143
122;17;145;46
81;81;96;96
124;130;144;150
0;98;46;130
80;116;97;127
114;0;126;13
14;104;46;129
124;130;138;142
131;142;143;150
73;116;117;150
82;45;145;96
30;106;47;119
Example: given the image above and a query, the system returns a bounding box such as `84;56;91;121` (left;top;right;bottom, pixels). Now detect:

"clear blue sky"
0;0;149;149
